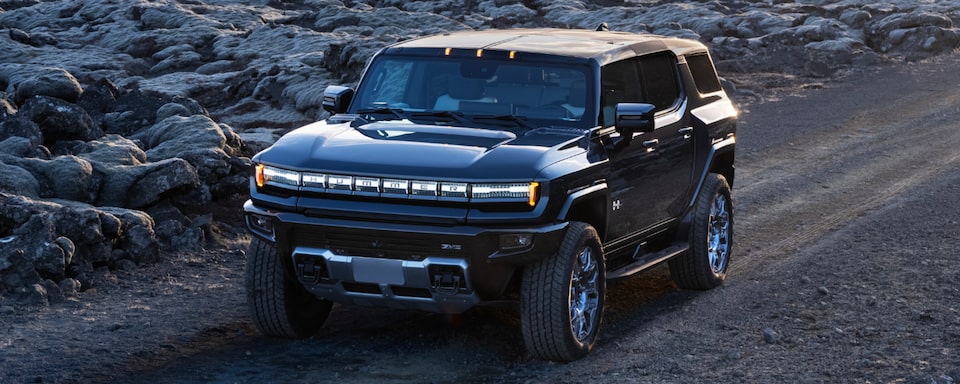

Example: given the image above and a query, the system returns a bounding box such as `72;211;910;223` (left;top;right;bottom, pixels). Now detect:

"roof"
387;28;709;65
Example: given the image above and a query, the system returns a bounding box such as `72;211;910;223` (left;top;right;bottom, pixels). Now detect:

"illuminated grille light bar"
382;179;409;196
301;173;326;189
326;174;353;193
354;176;380;196
254;165;539;205
410;180;438;199
440;182;468;200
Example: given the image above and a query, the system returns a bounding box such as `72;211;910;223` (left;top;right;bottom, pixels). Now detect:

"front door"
605;54;694;241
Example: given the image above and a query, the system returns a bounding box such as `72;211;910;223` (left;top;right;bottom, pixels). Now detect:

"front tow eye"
431;267;465;295
294;254;328;284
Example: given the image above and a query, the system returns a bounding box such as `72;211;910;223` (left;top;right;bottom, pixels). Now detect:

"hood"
255;120;585;180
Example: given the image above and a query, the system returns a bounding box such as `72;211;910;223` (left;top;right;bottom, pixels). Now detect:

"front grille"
292;228;463;260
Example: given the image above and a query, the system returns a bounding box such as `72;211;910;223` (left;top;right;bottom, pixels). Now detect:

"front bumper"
244;200;568;314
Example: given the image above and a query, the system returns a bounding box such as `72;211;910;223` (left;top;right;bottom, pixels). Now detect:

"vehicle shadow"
102;265;704;384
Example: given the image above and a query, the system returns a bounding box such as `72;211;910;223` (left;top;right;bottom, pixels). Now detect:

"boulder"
96;157;200;209
0;64;83;103
7;214;67;279
0;248;43;295
868;11;960;58
0;117;44;147
72;134;147;166
9;155;99;202
155;102;193;120
120;223;160;264
129;158;201;208
0;159;40;197
76;78;120;122
17;95;102;146
134;114;227;162
0;195;162;296
0;135;44;159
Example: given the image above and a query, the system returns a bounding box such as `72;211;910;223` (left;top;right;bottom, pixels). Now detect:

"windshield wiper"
356;107;410;121
470;114;539;131
410;110;471;125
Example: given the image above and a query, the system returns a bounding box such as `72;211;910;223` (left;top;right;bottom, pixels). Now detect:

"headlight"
255;164;300;189
471;182;540;206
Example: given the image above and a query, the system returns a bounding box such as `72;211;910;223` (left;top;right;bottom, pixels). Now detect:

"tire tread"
670;173;732;290
521;222;604;361
245;238;330;338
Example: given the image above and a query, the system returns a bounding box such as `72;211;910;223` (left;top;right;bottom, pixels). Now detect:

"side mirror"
322;85;354;114
615;103;656;135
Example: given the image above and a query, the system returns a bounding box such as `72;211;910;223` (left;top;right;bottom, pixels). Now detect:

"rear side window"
637;53;680;112
687;53;723;94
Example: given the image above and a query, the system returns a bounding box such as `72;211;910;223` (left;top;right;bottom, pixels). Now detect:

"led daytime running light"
253;165;540;205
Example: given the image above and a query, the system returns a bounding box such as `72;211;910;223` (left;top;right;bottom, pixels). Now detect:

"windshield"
349;54;595;129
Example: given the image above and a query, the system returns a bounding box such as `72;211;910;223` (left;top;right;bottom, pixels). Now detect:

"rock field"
1;0;959;306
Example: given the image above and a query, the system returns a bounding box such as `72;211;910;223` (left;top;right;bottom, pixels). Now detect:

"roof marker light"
476;49;483;57
444;47;451;56
509;51;516;59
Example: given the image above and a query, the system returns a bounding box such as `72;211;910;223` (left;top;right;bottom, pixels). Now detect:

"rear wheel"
246;238;332;338
521;222;605;361
670;173;733;290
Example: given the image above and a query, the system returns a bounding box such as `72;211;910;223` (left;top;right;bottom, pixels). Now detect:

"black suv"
244;27;737;361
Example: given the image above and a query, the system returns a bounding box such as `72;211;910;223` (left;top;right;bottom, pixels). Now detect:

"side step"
606;242;688;280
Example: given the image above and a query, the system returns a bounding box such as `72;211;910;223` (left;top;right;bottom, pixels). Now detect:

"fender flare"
557;182;607;220
677;136;735;235
557;182;608;224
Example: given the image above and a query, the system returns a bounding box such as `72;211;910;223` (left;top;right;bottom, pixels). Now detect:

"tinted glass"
687;53;723;94
351;55;594;128
638;53;680;112
599;59;642;127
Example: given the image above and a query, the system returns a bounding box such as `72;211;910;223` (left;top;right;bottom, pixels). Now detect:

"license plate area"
352;257;405;285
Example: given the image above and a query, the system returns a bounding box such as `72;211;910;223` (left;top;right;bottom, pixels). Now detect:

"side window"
637;53;681;112
687;53;723;94
599;59;642;127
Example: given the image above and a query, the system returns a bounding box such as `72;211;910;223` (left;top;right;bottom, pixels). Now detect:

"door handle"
642;139;659;148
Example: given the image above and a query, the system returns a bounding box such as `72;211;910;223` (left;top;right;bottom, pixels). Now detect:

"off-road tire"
246;238;332;338
670;173;733;290
521;222;606;361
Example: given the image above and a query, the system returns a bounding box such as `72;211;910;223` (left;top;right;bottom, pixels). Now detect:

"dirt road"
2;55;959;384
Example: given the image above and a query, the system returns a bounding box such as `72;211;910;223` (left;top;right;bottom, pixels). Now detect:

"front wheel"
246;238;332;338
521;222;606;361
670;173;733;290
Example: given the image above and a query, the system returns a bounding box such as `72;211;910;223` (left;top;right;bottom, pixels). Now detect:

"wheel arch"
710;144;736;189
677;138;735;238
557;183;609;240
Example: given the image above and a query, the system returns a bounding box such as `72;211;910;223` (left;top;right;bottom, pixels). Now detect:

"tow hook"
430;266;466;295
294;254;328;284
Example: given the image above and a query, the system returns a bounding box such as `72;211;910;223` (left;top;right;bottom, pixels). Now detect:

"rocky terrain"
1;1;959;383
1;0;959;317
